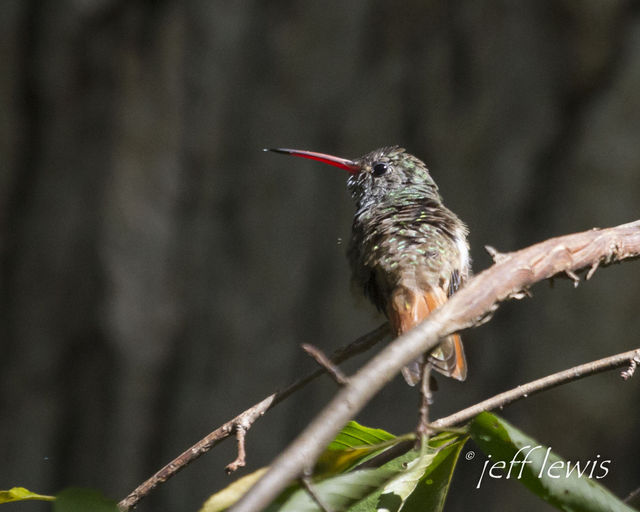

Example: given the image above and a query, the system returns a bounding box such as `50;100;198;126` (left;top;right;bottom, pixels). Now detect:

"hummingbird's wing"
387;285;467;386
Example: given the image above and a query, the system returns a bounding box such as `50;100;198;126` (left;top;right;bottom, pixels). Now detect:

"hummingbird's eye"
372;162;389;177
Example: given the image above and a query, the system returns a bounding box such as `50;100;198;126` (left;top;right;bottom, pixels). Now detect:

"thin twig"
302;343;350;385
416;363;433;441
431;348;640;429
225;424;248;474
484;245;509;264
300;475;335;512
586;259;600;280
231;220;640;512
624;485;640;506
118;398;272;511
565;269;580;287
117;323;389;511
366;348;640;469
620;352;640;380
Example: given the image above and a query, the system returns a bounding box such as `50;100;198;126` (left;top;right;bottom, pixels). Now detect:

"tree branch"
117;323;389;511
354;347;639;472
431;347;640;429
230;220;640;512
302;343;350;385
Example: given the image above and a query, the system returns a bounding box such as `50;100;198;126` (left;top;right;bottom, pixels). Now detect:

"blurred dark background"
1;1;639;511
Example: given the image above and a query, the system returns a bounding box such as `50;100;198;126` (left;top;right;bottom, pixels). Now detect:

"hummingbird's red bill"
265;148;360;174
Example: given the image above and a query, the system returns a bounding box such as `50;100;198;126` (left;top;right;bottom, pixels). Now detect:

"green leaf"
267;467;401;512
315;421;401;476
326;422;397;449
376;433;469;512
0;487;55;503
269;427;443;512
350;450;419;512
200;423;399;512
53;488;118;512
470;412;637;512
377;449;438;510
200;468;269;512
200;426;463;512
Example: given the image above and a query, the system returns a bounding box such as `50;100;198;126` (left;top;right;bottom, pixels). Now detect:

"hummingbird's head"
265;146;439;209
349;146;439;208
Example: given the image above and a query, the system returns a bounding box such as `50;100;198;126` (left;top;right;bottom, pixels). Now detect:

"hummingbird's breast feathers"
348;197;470;311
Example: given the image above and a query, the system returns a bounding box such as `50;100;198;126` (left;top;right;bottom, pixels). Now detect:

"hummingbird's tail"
387;286;467;386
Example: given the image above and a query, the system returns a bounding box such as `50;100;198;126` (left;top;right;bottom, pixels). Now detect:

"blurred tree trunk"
1;2;639;511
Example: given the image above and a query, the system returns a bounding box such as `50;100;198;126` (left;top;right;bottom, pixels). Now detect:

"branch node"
586;259;600;280
565;269;580;287
509;288;532;300
484;245;509;263
620;352;640;381
302;343;350;385
608;241;621;263
225;424;248;474
474;304;498;326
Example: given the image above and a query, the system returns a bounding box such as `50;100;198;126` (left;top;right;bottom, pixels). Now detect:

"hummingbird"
267;146;470;385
